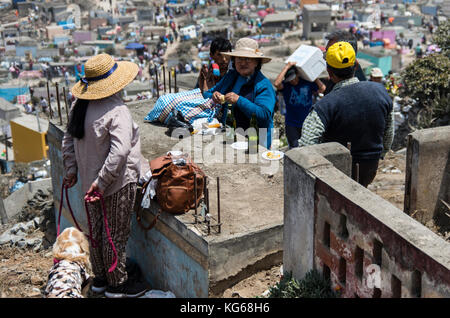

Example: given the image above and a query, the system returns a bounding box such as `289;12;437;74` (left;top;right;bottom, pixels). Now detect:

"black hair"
327;63;356;80
325;30;358;54
210;37;232;55
231;57;262;72
67;99;89;139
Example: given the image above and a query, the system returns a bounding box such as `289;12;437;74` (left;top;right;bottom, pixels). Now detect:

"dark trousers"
285;125;302;149
352;159;379;188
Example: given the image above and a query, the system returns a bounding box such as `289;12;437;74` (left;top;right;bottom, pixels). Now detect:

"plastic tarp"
125;42;144;50
19;70;43;79
144;89;220;125
0;87;29;102
198;51;210;59
258;10;268;17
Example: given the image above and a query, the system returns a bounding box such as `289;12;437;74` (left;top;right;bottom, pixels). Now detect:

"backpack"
137;154;205;230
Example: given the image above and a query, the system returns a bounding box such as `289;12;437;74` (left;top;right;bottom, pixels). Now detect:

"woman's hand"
84;181;104;203
212;91;224;104
200;64;208;78
224;92;239;105
63;173;77;188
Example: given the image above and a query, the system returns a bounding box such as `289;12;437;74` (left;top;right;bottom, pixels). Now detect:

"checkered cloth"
16;94;30;105
144;89;221;125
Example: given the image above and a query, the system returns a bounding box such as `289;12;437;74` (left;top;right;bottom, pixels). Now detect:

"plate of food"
231;141;248;150
262;150;284;161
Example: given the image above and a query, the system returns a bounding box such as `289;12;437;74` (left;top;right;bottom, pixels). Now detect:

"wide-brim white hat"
221;38;272;64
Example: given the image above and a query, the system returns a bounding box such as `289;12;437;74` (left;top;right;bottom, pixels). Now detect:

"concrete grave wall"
284;142;450;298
46;114;286;297
404;126;450;225
283;142;351;279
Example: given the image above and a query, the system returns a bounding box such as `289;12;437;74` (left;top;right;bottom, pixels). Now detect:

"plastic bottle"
248;113;258;154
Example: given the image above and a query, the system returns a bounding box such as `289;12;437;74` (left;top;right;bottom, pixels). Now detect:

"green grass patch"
267;270;338;298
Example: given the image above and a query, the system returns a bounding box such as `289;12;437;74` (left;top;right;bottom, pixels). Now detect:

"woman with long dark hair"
62;54;148;298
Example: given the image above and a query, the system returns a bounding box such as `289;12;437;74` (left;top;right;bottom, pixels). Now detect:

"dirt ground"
0;242;283;298
368;150;406;211
0;152;406;299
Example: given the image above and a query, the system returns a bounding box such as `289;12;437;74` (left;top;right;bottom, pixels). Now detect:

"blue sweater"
203;69;276;148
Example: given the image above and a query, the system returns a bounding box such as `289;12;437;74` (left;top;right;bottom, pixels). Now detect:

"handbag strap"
137;207;161;231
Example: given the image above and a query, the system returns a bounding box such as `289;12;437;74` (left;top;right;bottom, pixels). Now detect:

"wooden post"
46;81;52;119
174;69;178;93
163;65;166;93
63;86;69;122
154;67;159;98
55;82;62;126
168;68;171;93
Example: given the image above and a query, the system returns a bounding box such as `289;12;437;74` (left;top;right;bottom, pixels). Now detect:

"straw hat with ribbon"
71;54;138;100
221;38;272;64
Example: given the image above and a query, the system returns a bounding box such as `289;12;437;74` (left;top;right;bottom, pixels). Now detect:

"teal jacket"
202;69;276;148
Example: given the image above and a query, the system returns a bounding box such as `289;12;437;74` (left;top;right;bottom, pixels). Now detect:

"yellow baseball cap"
326;42;356;69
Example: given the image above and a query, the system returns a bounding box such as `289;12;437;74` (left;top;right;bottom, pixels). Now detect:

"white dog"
44;227;92;298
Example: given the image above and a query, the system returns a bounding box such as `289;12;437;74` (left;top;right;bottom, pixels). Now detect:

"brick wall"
284;143;450;298
314;178;450;298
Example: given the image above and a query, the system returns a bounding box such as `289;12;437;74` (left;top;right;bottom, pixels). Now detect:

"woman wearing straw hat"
202;37;276;148
61;54;149;298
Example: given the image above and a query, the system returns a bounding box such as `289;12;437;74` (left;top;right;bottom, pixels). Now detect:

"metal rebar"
154;67;159;98
205;186;210;235
55;82;62;126
205;186;209;215
63;86;69;123
46;81;52;119
204;175;209;217
174;69;177;93
163;65;166;93
194;173;198;223
217;176;221;233
168;68;171;94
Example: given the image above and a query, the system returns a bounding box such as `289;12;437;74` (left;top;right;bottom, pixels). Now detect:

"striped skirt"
86;182;137;287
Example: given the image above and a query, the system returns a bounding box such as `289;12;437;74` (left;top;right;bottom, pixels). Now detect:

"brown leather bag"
137;154;205;231
146;154;205;211
153;154;205;214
